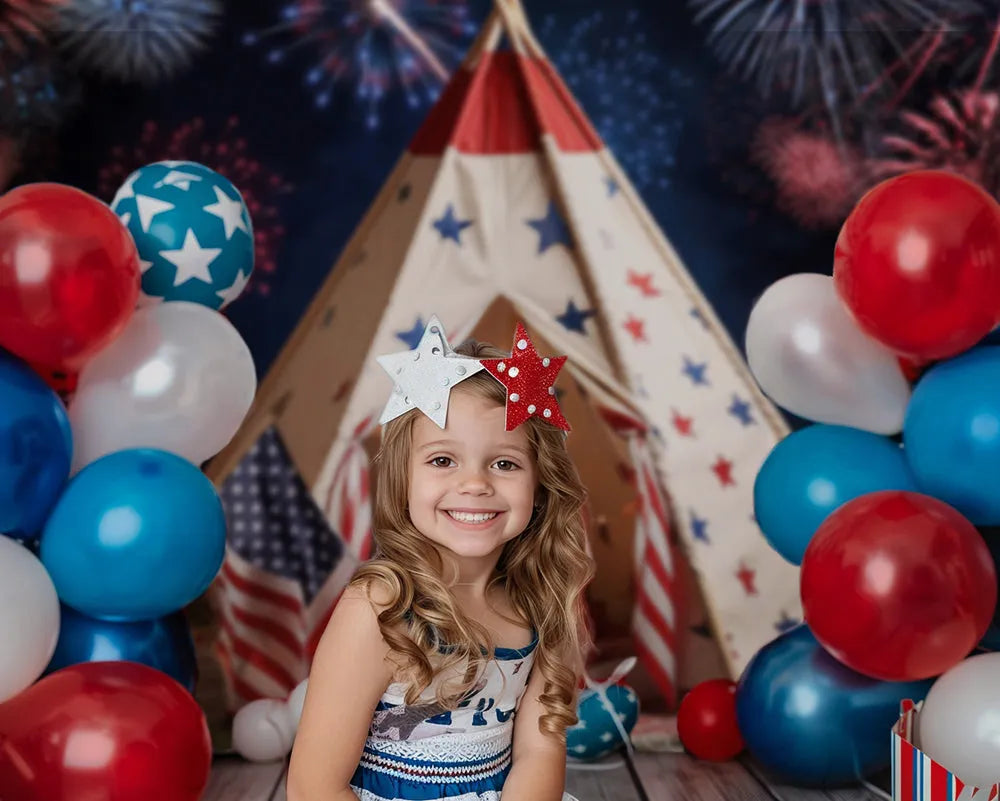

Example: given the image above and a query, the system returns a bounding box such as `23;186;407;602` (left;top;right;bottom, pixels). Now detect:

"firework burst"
0;0;64;51
751;116;864;229
688;0;972;141
97;117;292;297
868;89;1000;195
58;0;221;84
538;9;692;194
243;0;475;129
0;38;68;133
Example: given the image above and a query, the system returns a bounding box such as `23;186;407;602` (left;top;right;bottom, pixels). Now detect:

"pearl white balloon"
69;301;256;471
919;653;1000;790
286;679;308;729
746;273;911;434
0;537;60;703
232;698;296;762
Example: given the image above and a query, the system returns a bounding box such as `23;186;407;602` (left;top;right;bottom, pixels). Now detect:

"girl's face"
407;389;538;563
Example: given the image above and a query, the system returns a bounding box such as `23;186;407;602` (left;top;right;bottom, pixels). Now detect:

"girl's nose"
458;469;493;495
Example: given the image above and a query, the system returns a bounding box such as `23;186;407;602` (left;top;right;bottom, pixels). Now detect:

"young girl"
287;322;594;801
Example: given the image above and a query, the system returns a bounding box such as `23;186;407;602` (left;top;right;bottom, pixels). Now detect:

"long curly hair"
350;340;595;738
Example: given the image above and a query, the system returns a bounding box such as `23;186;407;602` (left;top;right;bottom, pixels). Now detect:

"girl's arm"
286;582;395;801
499;664;570;801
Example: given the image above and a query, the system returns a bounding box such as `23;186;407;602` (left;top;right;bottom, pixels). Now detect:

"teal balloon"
904;347;1000;524
110;161;253;309
754;425;917;564
46;604;198;693
567;684;639;761
40;448;226;621
736;625;932;787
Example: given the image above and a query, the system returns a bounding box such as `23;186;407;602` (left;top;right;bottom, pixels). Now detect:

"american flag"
212;426;358;708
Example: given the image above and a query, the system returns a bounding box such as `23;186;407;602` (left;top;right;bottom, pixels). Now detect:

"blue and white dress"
350;630;578;800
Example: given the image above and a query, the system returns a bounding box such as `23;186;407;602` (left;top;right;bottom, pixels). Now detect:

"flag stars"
627;270;661;298
728;394;755;426
690;511;709;543
682;356;708;386
432;204;473;244
623;315;647;342
736;563;758;596
711;456;735;487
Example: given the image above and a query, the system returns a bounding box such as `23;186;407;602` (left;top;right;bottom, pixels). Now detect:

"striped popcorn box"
893;700;1000;801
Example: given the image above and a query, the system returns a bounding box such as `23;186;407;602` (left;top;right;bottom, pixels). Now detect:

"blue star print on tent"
526;201;573;253
556;300;596;333
396;317;426;350
432;204;473;244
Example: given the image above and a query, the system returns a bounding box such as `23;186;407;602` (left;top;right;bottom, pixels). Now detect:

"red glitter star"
627;270;661;297
480;322;570;432
712;456;735;486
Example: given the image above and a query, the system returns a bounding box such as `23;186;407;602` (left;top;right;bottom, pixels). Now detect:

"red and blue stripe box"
892;700;999;801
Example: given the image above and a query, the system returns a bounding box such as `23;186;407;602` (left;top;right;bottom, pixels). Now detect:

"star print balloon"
110;161;254;310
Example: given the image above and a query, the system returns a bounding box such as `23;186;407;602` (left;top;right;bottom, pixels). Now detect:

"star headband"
376;316;570;432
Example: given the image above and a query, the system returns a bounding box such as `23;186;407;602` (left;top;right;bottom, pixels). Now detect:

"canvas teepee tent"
204;0;799;713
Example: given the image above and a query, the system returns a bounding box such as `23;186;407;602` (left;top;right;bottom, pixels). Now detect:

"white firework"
58;0;221;84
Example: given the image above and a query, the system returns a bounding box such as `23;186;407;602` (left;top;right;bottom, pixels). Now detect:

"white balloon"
0;537;60;703
919;653;1000;790
745;273;911;434
69;302;256;471
286;678;309;729
232;698;296;762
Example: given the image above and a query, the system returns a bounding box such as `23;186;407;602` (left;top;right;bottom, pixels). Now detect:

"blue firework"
687;0;978;141
0;38;67;132
243;0;476;129
539;9;692;195
58;0;221;84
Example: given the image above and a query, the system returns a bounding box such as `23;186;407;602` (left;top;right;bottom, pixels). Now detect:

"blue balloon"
46;604;198;692
736;625;932;787
0;350;72;537
110;161;254;309
40;448;226;621
904;347;1000;524
754;425;917;564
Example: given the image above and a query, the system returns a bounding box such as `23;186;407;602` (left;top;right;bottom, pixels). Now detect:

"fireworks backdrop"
3;0;996;382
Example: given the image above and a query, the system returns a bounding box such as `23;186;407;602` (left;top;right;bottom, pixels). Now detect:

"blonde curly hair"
350;339;595;738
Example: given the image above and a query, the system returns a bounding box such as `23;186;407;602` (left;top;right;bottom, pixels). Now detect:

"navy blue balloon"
0;349;71;537
754;425;917;564
736;625;932;787
46;604;198;692
904;347;1000;524
40;448;226;621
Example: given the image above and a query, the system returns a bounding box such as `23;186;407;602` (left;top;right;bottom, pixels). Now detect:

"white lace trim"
358;747;510;785
364;721;512;763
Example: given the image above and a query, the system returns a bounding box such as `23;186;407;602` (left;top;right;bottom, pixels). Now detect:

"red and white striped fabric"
323;416;377;562
893;700;1000;801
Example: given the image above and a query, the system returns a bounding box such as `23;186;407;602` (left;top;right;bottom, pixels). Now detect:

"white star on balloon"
112;171;140;210
159;229;222;286
135;194;175;233
216;267;250;306
156;169;203;191
204;185;250;240
377;315;484;428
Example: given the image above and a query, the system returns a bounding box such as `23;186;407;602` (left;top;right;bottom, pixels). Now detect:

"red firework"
97;117;292;297
0;0;63;51
868;90;1000;196
750;116;864;230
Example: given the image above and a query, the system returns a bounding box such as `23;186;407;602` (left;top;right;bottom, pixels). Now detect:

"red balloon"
0;661;211;801
801;490;997;682
834;170;1000;361
677;679;744;761
0;183;139;371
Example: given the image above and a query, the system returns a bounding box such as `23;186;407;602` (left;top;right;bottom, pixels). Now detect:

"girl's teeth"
448;511;497;523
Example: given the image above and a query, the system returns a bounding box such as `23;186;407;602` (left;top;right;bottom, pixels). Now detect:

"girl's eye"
430;456;454;468
493;460;519;472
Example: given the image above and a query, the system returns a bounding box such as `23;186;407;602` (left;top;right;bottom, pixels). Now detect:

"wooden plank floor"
202;752;890;801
